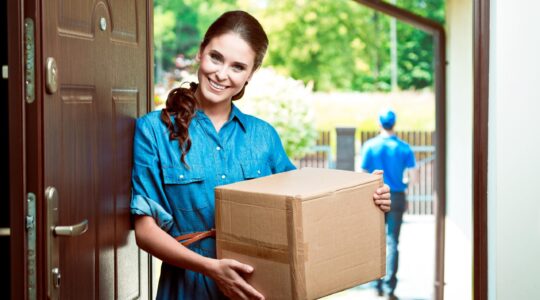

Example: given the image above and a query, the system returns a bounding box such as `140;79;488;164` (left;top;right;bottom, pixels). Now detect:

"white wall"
489;1;540;299
445;0;473;299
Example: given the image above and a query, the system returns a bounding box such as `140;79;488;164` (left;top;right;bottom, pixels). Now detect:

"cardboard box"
215;167;386;300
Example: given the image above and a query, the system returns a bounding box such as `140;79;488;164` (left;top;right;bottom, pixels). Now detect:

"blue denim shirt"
131;105;295;299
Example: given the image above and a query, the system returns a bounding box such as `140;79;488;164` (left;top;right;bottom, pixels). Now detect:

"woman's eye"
209;54;221;62
232;65;245;72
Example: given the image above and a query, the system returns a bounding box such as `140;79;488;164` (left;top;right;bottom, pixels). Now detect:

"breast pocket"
240;160;272;180
161;166;209;211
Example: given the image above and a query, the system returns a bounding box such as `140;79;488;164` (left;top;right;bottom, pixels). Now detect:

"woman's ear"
195;50;202;62
247;69;256;82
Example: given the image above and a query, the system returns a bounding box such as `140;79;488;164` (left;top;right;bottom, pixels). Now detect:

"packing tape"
286;197;307;300
217;239;290;264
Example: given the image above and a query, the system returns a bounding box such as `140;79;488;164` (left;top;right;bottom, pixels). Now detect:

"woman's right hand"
208;258;265;300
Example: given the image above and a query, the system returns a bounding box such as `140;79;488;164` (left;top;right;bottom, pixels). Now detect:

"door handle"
0;228;10;236
46;186;89;299
54;219;88;237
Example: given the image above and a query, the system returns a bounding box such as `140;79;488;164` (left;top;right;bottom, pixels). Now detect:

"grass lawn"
310;90;435;132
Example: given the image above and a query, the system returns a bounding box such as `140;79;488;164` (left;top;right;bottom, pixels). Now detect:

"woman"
131;10;391;300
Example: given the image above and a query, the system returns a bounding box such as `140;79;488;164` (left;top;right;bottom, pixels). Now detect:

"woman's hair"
161;11;269;166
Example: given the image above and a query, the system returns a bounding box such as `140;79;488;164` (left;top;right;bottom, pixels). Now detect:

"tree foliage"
261;0;444;91
393;0;445;89
237;68;318;159
261;0;387;91
153;0;445;91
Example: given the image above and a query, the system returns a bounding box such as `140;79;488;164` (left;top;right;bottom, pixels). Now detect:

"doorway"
1;0;11;296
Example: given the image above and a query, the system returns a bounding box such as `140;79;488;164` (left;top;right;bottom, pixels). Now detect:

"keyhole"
52;267;61;288
100;17;107;31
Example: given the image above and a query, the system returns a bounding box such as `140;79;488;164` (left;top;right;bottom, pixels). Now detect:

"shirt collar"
194;104;247;132
380;131;396;138
230;104;248;132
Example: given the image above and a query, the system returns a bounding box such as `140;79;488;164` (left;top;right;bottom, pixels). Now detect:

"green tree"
394;0;445;89
262;0;387;92
154;0;200;76
258;0;444;92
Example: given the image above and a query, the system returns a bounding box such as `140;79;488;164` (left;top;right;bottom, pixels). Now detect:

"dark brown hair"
161;11;269;165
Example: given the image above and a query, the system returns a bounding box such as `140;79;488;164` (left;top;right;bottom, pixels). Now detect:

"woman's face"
196;32;256;108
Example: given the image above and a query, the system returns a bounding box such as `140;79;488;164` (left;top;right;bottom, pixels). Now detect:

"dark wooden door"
42;1;151;299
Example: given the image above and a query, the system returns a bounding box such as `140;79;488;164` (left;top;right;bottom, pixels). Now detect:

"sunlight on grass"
311;90;435;132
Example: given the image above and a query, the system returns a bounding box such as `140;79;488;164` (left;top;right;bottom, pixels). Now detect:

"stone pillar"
335;127;356;171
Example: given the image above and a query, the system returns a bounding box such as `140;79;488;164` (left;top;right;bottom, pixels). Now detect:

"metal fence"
297;130;435;215
297;131;333;169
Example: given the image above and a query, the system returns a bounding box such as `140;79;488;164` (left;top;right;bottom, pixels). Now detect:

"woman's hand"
372;170;391;212
208;258;265;300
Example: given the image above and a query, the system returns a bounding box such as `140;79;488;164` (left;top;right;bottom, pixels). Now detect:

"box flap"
216;167;381;200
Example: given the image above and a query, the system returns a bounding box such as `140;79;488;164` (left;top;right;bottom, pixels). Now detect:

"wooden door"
42;1;151;299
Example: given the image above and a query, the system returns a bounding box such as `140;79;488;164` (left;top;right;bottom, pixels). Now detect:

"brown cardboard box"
215;167;386;300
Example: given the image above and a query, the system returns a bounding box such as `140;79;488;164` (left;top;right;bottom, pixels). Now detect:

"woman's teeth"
209;80;226;90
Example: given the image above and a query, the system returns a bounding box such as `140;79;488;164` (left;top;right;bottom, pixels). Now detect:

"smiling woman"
132;11;296;300
131;10;392;300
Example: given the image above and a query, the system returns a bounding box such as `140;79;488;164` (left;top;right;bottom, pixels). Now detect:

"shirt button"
179;175;184;179
221;175;226;179
216;146;221;151
257;170;261;175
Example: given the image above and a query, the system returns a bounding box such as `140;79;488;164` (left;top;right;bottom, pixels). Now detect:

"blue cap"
379;109;396;129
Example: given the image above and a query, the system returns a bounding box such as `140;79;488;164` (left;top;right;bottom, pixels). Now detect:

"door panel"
43;1;150;299
59;94;98;299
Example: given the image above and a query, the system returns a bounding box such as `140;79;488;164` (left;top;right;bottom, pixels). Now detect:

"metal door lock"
45;57;58;94
46;186;88;299
51;268;61;288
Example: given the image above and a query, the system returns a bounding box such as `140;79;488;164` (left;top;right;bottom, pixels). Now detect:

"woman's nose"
215;67;227;81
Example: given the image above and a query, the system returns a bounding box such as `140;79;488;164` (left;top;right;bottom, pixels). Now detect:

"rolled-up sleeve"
131;117;174;232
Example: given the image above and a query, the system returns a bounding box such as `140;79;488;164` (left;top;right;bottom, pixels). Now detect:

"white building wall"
489;1;540;299
445;0;473;299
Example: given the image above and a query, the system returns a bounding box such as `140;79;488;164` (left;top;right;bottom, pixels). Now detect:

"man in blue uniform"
361;109;416;300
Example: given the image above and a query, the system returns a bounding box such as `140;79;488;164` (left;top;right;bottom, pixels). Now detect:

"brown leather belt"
175;229;216;247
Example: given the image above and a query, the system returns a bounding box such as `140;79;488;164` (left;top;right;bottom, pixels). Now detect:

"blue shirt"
360;134;416;193
130;105;295;299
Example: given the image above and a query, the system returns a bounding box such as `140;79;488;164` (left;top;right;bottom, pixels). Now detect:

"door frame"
352;1;447;299
473;0;489;299
8;0;33;298
9;0;45;298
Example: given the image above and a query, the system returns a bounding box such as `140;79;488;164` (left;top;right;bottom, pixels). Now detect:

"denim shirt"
130;105;295;299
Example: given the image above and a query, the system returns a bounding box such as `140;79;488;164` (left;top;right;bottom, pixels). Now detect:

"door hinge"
27;192;37;300
1;65;7;79
24;18;35;104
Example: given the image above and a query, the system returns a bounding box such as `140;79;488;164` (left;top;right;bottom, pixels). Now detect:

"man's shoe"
387;293;399;300
376;289;384;297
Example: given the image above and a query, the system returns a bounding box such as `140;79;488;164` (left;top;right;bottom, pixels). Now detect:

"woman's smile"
208;78;228;91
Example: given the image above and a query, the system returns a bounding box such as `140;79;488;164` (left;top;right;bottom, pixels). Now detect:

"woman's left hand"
372;170;391;212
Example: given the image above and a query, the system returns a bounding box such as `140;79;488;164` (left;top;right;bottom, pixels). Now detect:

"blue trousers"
376;192;406;295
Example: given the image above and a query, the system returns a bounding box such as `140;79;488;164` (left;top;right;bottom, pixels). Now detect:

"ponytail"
160;82;198;166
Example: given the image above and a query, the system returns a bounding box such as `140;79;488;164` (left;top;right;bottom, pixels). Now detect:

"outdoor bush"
237;68;318;160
